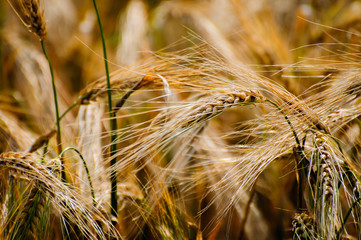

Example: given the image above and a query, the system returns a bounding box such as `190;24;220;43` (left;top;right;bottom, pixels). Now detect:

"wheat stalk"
9;0;66;180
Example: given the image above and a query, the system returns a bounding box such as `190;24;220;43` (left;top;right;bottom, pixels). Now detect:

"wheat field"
2;0;361;239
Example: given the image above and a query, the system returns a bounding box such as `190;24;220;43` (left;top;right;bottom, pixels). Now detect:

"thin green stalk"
40;40;65;182
91;0;118;221
265;100;302;150
59;147;96;207
266;99;307;210
59;101;78;121
26;102;78;157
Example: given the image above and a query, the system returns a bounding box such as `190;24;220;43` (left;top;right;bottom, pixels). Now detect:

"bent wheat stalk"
59;147;96;207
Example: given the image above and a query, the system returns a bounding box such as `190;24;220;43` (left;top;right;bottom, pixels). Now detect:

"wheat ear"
0;152;120;239
14;181;46;239
18;0;47;40
302;134;343;239
292;213;316;240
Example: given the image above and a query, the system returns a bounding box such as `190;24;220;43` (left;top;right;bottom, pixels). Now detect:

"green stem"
40;40;65;182
265;100;302;150
59;147;96;207
91;0;118;221
266;99;307;210
59;101;78;122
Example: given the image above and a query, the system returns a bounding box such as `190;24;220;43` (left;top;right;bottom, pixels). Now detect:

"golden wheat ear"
0;152;122;239
292;213;317;239
8;0;47;40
